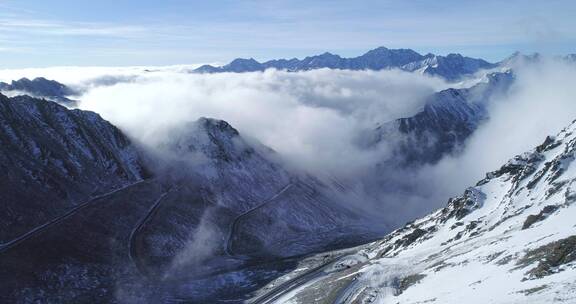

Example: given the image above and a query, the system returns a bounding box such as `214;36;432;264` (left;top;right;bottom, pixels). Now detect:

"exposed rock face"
194;46;496;81
517;235;576;279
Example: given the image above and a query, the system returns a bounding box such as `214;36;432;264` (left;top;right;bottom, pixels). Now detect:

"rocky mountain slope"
363;71;514;167
0;93;148;242
0;95;377;303
194;47;495;81
250;118;576;304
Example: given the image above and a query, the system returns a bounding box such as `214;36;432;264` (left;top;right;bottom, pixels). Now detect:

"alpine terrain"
0;93;380;303
248;119;576;304
0;46;574;304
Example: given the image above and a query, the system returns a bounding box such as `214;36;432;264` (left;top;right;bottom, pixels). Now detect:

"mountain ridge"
193;46;496;81
0;77;78;105
0;93;149;241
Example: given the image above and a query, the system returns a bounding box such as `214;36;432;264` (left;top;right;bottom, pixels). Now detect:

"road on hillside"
250;259;334;304
128;188;174;277
224;183;294;256
0;180;147;254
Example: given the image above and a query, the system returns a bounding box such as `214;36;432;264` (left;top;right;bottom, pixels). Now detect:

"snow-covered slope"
252;119;576;303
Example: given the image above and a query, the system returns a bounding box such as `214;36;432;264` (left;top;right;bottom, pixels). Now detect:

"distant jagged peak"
313;51;340;58
445;52;465;59
226;57;262;67
361;46;423;58
229;57;260;64
362;46;390;54
193;64;222;73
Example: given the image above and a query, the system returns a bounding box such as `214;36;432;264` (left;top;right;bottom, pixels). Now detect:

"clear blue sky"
0;0;575;68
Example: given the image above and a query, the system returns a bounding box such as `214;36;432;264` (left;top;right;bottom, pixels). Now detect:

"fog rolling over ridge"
423;58;576;200
76;68;448;226
65;56;576;228
79;69;445;174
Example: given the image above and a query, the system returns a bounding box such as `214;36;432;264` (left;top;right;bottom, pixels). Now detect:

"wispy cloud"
0;0;574;67
0;18;148;38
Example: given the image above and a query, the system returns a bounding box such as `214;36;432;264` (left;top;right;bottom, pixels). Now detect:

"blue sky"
0;0;575;67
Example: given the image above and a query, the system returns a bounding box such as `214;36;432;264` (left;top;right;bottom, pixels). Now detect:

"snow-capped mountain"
194;47;495;81
250;118;576;303
0;77;78;105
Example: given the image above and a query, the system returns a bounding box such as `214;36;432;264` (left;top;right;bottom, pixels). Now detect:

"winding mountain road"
224;182;294;256
0;180;147;254
128;187;175;277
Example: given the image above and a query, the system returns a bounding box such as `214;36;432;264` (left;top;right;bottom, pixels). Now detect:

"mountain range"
194;47;496;81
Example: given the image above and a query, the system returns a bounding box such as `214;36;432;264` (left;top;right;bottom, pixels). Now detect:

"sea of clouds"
2;60;575;227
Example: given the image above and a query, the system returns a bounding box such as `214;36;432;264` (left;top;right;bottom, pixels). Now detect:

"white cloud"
9;60;576;228
0;18;148;38
78;68;446;177
413;59;576;210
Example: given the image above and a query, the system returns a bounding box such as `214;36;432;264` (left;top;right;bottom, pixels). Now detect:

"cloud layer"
78;68;447;177
423;58;576;199
8;60;575;228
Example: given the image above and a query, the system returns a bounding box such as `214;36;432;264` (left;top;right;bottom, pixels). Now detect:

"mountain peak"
367;46;389;52
362;46;421;57
229;57;260;64
196;117;240;137
223;58;264;72
445;53;464;59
